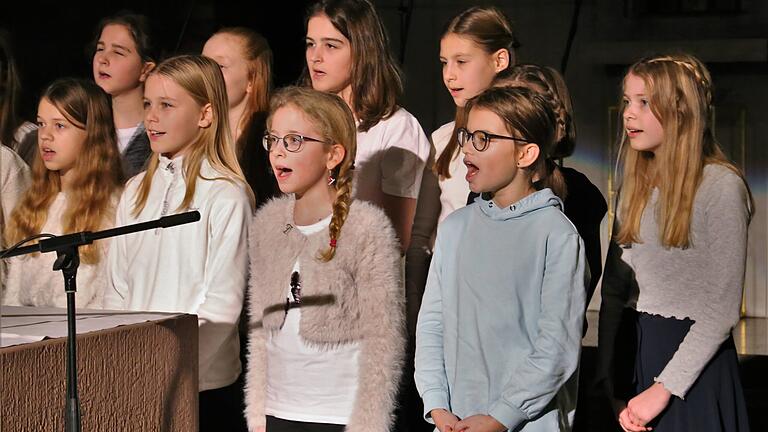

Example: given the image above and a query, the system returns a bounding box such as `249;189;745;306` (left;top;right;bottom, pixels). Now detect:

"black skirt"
631;311;750;431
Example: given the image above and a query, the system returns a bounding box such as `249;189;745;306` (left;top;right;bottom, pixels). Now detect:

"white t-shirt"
116;124;140;154
353;108;430;206
265;214;361;425
432;121;470;223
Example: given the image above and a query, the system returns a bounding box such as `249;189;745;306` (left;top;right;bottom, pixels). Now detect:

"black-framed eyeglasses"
456;127;533;152
263;133;329;153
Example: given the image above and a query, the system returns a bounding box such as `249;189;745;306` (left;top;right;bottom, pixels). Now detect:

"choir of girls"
0;1;752;431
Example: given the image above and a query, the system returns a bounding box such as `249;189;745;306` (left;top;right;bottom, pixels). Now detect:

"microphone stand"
0;211;201;432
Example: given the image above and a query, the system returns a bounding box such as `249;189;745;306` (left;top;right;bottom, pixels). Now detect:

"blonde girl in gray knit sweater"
599;53;752;432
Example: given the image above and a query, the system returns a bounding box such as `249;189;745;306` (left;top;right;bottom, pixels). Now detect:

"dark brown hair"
301;0;402;132
91;12;157;63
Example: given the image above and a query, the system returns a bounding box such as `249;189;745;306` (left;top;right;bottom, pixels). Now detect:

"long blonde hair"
5;78;123;264
132;55;252;216
615;53;749;247
267;86;357;261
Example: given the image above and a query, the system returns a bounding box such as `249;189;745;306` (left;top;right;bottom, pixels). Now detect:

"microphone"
158;211;201;228
1;211;203;259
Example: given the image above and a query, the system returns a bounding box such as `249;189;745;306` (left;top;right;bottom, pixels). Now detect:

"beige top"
2;193;113;308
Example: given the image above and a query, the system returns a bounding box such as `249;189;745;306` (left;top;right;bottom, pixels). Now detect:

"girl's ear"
517;143;540;168
139;61;156;83
198;103;213;128
245;68;254;95
326;143;346;171
492;48;510;73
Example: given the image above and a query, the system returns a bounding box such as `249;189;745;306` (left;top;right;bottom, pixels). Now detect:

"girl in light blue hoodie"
415;86;587;432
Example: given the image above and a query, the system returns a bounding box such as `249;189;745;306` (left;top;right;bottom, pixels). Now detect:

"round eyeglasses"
456;127;534;152
262;133;329;152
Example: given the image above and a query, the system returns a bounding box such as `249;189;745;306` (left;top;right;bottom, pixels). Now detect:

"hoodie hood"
477;188;563;221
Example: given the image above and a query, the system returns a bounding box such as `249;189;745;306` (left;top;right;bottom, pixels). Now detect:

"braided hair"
267;86;357;261
491;64;573;198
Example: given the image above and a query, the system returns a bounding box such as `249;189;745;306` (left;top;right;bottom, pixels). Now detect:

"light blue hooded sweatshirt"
415;188;586;432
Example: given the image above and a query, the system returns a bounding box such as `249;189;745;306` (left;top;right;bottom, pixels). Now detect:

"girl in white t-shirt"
245;86;403;432
302;0;430;251
408;6;518;267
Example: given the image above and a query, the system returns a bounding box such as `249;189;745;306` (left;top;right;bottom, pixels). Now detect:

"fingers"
627;408;644;427
452;421;467;432
619;407;650;432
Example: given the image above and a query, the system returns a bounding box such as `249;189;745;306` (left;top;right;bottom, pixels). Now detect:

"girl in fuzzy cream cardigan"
245;86;404;432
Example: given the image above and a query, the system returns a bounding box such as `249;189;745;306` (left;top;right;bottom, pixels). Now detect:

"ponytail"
435;6;518;179
534;158;567;200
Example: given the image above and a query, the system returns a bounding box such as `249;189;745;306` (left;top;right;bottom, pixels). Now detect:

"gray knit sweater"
612;164;751;398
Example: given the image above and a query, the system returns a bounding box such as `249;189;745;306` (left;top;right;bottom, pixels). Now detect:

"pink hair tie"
330;239;337;248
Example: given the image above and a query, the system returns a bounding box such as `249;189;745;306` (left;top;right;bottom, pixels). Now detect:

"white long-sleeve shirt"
104;155;251;391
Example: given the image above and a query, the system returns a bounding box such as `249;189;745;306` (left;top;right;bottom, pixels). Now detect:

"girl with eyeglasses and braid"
415;86;586;432
245;86;403;432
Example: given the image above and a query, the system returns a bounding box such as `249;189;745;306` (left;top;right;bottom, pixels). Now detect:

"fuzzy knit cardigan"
244;196;404;432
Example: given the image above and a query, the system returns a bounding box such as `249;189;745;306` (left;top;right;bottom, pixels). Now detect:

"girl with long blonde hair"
599;53;751;431
103;55;253;430
3;78;122;307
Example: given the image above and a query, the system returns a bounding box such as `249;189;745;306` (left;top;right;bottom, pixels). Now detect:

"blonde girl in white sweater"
103;55;252;430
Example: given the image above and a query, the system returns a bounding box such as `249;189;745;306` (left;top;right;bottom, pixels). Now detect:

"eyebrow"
144;96;179;103
306;36;345;44
37;116;69;122
268;129;311;135
97;41;132;52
